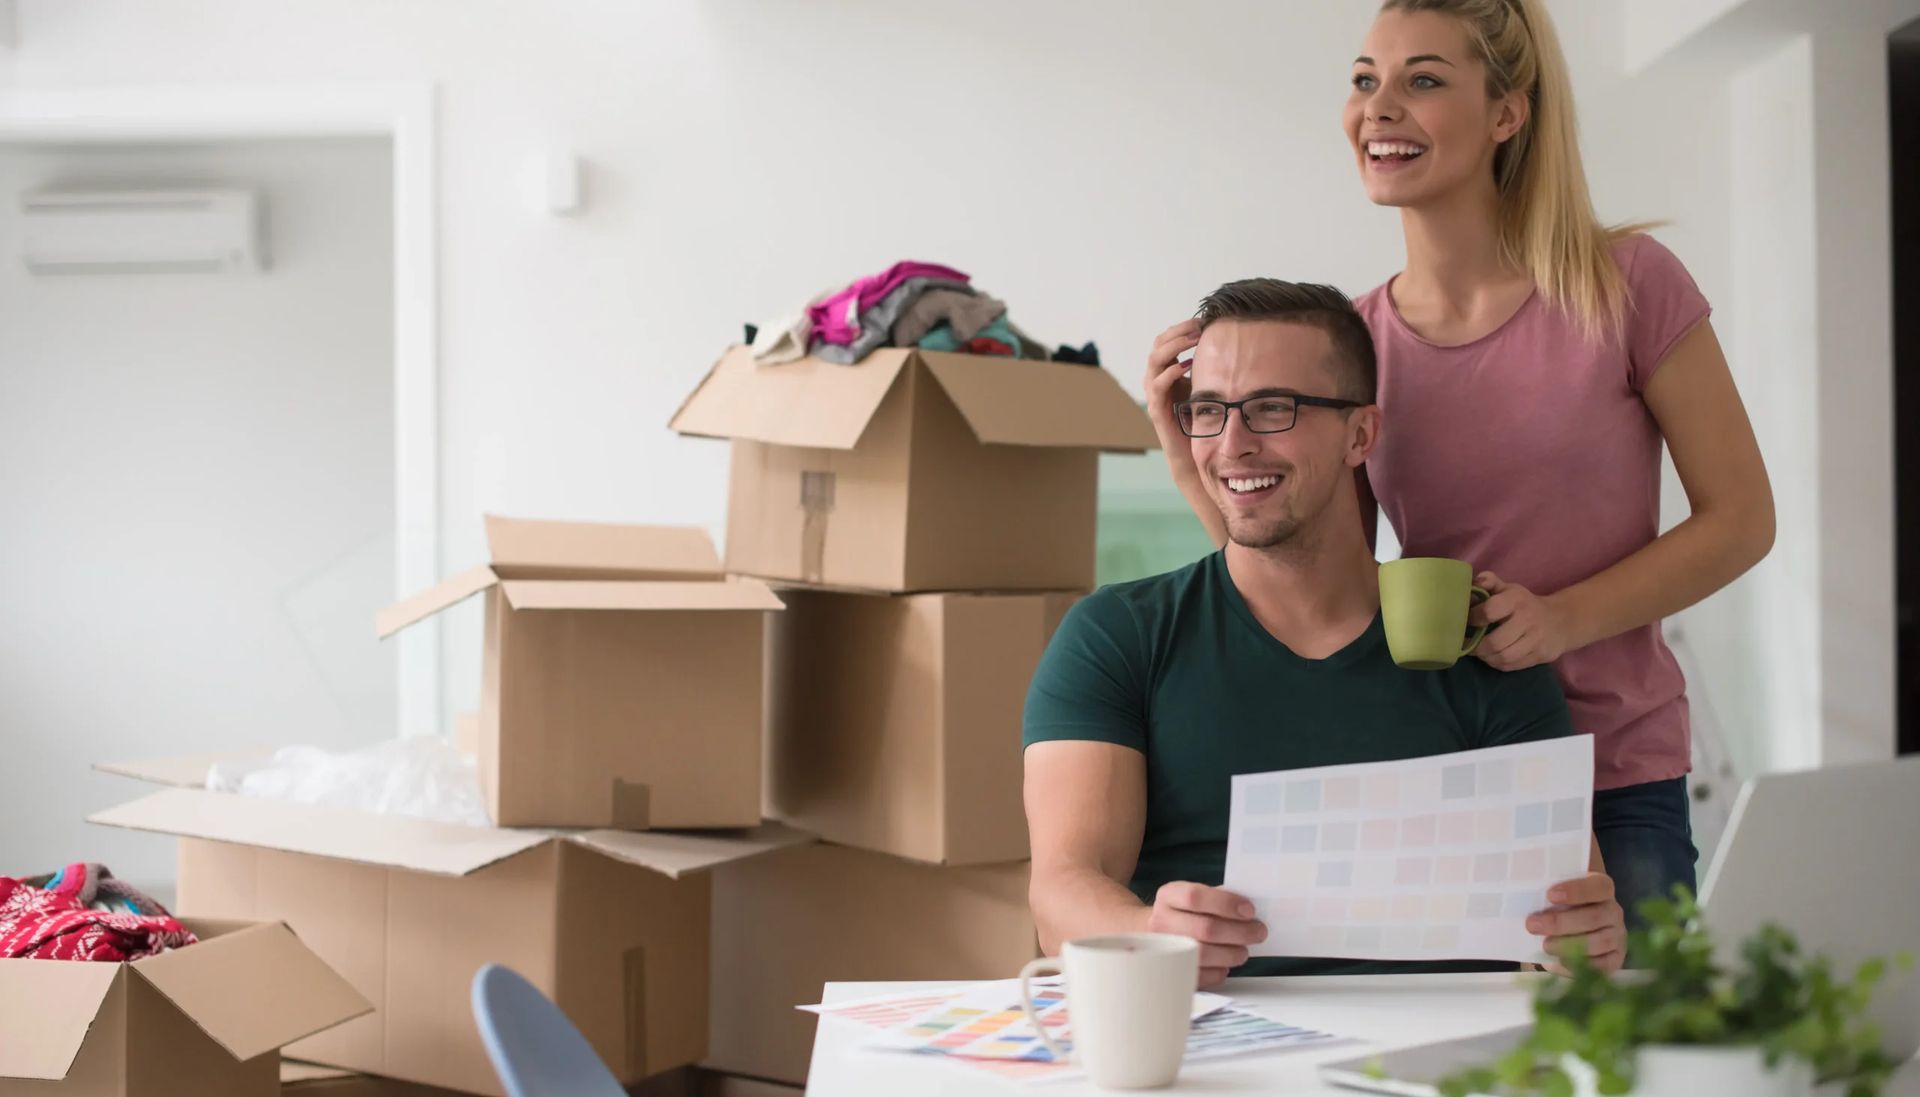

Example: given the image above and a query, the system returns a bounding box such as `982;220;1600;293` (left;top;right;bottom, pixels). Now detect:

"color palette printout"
806;980;1348;1085
1223;734;1594;964
860;978;1230;1061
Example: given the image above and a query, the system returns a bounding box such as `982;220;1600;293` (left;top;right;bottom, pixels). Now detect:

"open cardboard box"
1;918;370;1097
670;347;1157;592
696;1074;802;1097
89;757;812;1097
704;843;1036;1086
376;516;785;831
279;1061;468;1096
278;1062;741;1097
765;587;1078;865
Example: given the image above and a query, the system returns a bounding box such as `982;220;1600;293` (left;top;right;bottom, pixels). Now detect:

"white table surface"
806;974;1920;1096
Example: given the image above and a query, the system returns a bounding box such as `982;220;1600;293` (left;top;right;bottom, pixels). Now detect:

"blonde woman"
1146;0;1774;927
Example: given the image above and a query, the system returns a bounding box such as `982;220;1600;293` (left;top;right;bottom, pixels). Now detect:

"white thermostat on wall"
18;188;268;275
524;150;583;216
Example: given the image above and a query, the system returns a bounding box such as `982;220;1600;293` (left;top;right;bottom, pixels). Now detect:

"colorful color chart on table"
924;1007;1347;1085
1183;1007;1344;1059
1223;734;1595;964
800;989;968;1028
898;984;1067;1059
840;979;1347;1085
861;979;1219;1064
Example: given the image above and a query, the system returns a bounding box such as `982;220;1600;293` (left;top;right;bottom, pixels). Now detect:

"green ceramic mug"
1379;557;1490;670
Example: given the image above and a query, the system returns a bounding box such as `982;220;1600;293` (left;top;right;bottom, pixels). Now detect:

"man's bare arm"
1025;740;1152;954
1025;740;1265;987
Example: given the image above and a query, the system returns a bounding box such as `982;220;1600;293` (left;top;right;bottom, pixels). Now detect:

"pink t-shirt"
1356;234;1710;791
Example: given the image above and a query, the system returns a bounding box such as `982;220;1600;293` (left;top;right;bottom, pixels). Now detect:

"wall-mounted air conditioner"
18;188;267;275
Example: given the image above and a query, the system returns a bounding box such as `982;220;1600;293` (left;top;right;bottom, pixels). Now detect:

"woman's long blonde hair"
1380;0;1643;340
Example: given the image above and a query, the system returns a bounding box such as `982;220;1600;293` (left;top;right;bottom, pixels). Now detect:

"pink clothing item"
0;864;197;961
1358;234;1710;791
808;260;970;346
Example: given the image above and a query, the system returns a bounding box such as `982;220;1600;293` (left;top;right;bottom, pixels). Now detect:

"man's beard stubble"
1211;457;1310;552
1218;471;1336;556
1225;509;1304;550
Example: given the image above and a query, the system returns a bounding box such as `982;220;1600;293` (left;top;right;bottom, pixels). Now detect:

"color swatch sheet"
1223;734;1594;964
806;980;1347;1085
860;978;1229;1059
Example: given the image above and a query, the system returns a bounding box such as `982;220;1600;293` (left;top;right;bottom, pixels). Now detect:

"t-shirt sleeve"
1622;234;1712;393
1474;664;1576;749
1022;589;1150;753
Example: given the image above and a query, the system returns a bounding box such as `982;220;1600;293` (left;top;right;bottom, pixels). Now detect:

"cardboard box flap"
918;352;1159;452
88;788;554;877
281;1062;357;1085
131;921;372;1061
484;515;722;580
0;960;120;1080
95;750;271;789
374;564;500;639
176;916;268;937
668;346;914;450
567;820;815;880
499;579;787;613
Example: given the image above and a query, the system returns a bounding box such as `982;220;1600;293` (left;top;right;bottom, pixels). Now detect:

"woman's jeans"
1593;775;1699;951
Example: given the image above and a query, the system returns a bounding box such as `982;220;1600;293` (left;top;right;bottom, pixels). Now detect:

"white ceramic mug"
1017;933;1199;1089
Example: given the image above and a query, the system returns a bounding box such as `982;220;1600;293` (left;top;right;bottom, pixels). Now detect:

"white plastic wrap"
207;736;491;827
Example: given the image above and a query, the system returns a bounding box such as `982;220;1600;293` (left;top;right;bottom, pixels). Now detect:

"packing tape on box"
611;779;651;830
623;947;649;1079
800;471;835;585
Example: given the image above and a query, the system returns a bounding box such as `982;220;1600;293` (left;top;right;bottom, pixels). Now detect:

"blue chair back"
470;963;627;1097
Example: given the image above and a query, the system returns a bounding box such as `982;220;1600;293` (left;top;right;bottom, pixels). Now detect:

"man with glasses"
1022;278;1624;987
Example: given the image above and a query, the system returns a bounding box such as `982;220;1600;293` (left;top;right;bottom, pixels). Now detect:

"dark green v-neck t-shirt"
1022;551;1574;977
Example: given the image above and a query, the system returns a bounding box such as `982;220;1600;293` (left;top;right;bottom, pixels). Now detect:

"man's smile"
1220;470;1286;503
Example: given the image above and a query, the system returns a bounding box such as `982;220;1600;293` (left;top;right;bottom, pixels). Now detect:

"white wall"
1;0;1897;793
1622;0;1920;771
0;138;395;882
1721;34;1819;774
1808;2;1914;765
4;0;1419;727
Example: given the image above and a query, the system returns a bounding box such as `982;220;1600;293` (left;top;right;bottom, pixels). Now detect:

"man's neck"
1224;516;1381;661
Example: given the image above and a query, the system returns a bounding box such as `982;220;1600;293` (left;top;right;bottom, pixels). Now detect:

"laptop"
1320;755;1920;1094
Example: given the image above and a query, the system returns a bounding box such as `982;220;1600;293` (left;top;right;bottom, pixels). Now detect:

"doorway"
0;137;398;884
1891;18;1920;756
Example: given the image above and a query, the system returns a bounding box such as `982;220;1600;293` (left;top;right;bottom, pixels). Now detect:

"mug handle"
1461;585;1491;657
1017;957;1070;1061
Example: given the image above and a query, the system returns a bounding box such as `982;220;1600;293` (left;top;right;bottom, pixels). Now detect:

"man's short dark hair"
1195;279;1377;404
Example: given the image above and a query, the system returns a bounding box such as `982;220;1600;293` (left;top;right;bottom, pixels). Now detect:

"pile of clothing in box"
0;862;193;961
746;259;1100;367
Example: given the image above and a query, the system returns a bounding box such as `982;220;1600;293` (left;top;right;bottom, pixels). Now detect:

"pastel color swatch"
1224;735;1595;964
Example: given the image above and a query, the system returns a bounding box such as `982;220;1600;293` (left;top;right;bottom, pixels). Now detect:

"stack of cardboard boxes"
673;345;1156;1084
50;343;1152;1096
79;517;806;1096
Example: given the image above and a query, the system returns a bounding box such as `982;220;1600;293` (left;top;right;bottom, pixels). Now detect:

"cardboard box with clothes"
671;347;1157;593
1;919;369;1097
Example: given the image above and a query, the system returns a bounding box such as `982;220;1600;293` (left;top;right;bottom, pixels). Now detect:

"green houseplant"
1427;888;1906;1097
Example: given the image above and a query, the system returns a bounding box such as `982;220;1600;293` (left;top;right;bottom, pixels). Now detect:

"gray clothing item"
812;276;972;365
890;287;1006;347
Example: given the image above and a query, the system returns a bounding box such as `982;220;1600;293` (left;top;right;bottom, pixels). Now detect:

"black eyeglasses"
1175;393;1365;437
